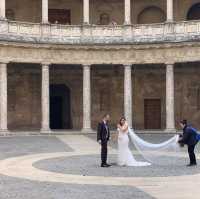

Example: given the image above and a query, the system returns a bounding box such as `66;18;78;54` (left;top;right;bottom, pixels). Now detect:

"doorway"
144;99;161;129
187;3;200;20
48;9;71;24
50;84;71;129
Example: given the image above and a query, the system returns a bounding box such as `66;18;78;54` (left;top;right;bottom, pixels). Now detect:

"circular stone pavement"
34;154;200;178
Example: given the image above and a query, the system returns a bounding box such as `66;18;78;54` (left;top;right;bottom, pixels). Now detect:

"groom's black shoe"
187;163;197;167
101;163;111;167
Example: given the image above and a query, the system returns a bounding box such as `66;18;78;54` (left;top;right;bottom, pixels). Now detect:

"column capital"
41;62;51;66
165;62;174;66
124;64;132;68
0;60;9;65
82;64;91;68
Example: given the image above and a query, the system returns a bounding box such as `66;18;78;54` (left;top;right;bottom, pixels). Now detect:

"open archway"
138;6;166;24
50;84;71;129
187;3;200;20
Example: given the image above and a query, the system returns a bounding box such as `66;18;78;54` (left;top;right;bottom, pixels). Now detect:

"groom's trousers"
101;141;107;164
188;145;196;164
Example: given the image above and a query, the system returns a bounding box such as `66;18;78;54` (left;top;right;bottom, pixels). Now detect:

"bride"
117;117;151;166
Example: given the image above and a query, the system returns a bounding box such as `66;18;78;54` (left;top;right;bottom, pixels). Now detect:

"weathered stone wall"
5;0;200;24
175;62;200;130
133;65;166;129
174;0;200;21
133;0;166;24
7;64;41;130
3;0;200;131
6;62;200;130
1;41;200;66
7;0;41;22
91;65;124;129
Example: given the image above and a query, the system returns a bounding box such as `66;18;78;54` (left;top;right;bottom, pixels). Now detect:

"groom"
97;114;111;167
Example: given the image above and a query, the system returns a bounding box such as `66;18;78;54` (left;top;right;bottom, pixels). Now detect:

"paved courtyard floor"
0;134;199;199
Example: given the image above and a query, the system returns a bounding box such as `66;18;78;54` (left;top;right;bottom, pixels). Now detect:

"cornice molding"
0;40;200;51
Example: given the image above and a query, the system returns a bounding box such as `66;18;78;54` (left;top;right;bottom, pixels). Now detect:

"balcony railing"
0;20;200;45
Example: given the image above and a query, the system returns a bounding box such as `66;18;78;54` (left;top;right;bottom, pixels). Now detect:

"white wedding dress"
128;127;181;165
117;127;151;166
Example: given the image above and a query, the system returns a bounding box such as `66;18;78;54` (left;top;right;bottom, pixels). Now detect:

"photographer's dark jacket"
179;125;198;146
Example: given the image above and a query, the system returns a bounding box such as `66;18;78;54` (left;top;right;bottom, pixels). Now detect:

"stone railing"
0;19;200;45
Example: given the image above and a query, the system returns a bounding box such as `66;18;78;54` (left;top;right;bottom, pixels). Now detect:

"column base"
81;128;94;134
0;17;7;21
82;22;90;26
123;22;131;26
40;128;51;134
164;128;177;133
41;21;49;25
165;20;174;23
0;129;9;136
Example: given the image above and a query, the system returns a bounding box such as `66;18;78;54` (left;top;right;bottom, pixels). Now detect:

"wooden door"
144;99;161;129
49;9;71;24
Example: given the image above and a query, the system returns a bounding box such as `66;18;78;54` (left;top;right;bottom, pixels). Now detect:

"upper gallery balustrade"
0;19;200;45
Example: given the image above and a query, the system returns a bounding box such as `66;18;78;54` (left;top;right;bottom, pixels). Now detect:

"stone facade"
7;64;41;130
0;0;200;132
133;65;166;130
4;62;200;131
5;0;200;24
91;65;124;129
174;63;200;129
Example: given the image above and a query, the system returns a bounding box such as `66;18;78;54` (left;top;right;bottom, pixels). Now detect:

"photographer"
178;120;199;166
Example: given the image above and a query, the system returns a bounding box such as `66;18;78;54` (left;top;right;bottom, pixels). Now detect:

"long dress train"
117;128;151;166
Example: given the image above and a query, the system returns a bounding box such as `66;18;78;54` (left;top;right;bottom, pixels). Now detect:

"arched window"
6;9;15;20
137;6;166;24
187;3;200;20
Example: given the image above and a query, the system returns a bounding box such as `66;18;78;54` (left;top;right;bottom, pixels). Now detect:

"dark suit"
97;121;110;164
179;125;199;164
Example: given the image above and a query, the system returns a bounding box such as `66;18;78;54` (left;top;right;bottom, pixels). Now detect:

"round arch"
187;3;200;20
137;6;166;24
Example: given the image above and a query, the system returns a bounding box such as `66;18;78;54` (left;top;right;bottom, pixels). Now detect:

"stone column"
0;0;6;19
82;64;91;132
167;0;173;22
124;65;132;128
41;63;50;132
42;0;48;23
83;0;89;24
124;0;131;24
0;62;7;132
166;63;175;132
